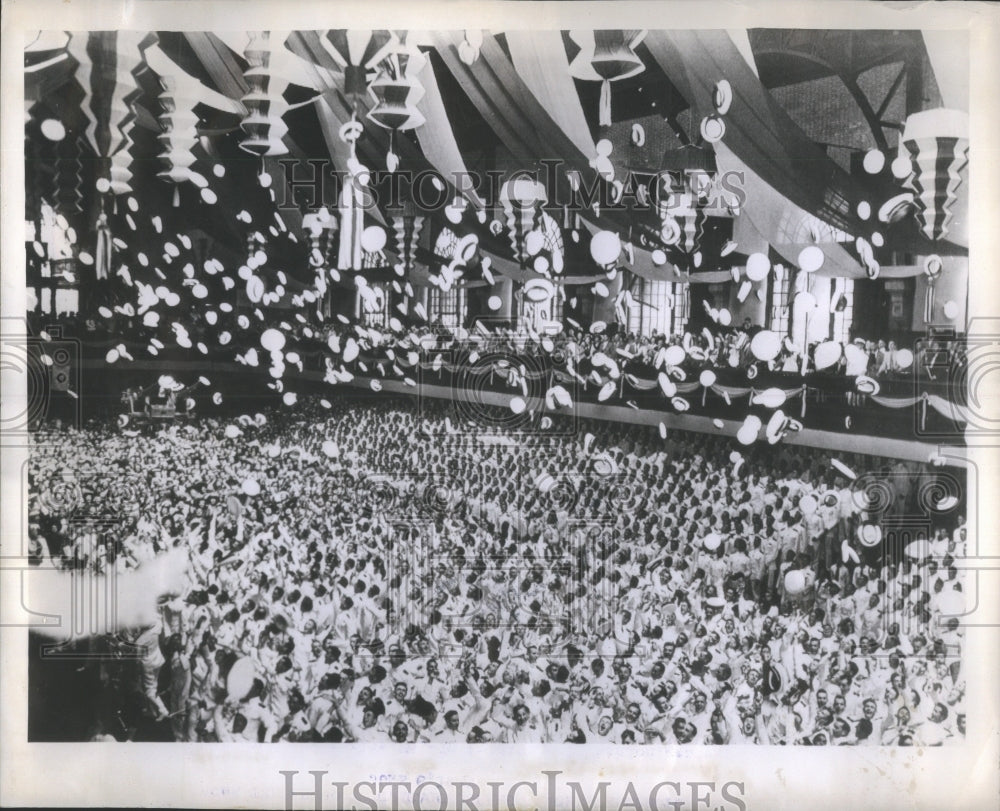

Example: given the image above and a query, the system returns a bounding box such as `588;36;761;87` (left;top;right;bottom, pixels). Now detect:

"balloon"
658;372;677;397
260;329;286;352
663;345;685;367
750;330;781;361
699;370;716;387
895;348;914;369
488;295;502;311
41;118;66;141
891;155;913;179
524;279;554;303
752;388;786;409
943;300;959;319
814;341;842;370
361;225;387;253
283;392;297;406
800;495;818;515
241;479;260;496
797;246;824;273
843;343;867;372
784;570;806;595
343;338;360;363
226;657;256;699
746;253;770;282
651;249;667;266
736;425;758;446
510;396;527;414
863;149;885;174
717;309;732;327
247;276;265;303
590;231;622;266
525;230;545;256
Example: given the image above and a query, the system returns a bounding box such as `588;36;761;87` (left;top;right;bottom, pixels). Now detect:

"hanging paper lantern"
66;32;144;195
239;31;291;157
142;40;247;190
156;104;200;184
367;37;426;133
103;34;144;194
499;177;547;265
320;30;397;109
675;195;706;255
366;36;426;173
391;200;425;277
899;108;969;242
568;30;647;127
54;132;84;215
65;31;99;158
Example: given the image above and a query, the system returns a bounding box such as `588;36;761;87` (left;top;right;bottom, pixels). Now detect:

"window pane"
831;279;855;343
54;288;79;316
671;283;690;336
637;280;672;337
431;286;466;328
770;271;790;335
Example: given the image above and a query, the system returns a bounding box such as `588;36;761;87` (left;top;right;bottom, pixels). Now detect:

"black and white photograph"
2;1;999;809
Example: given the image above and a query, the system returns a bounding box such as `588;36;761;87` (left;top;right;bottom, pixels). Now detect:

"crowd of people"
28;392;967;745
30;304;961;387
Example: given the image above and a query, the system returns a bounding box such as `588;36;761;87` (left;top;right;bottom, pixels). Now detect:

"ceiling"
23;27;969;298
